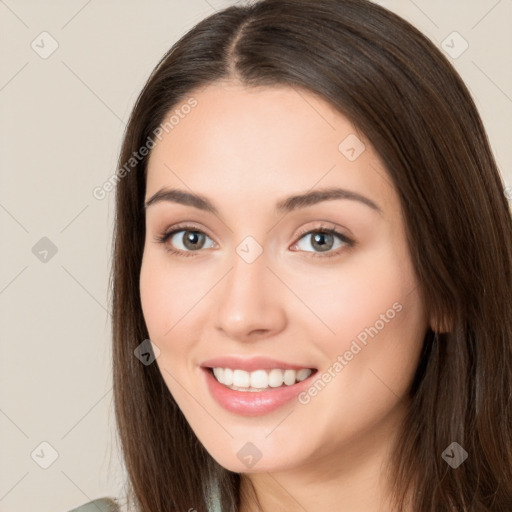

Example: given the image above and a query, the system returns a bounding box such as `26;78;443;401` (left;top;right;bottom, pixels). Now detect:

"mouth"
200;356;319;415
205;366;317;392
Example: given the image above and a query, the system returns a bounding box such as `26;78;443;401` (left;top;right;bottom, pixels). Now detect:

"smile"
210;367;314;391
201;356;318;416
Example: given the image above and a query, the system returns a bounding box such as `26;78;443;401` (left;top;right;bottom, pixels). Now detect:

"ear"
429;312;452;334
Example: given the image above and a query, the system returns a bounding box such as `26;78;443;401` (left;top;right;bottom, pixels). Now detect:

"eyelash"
153;223;355;259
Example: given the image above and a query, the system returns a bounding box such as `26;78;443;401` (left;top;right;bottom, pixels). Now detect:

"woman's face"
140;81;430;474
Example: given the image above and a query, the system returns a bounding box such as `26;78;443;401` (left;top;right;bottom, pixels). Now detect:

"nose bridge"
213;238;286;338
222;241;271;310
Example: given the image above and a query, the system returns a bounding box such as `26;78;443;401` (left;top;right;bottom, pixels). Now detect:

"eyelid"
155;221;216;243
152;222;217;258
293;221;352;241
290;222;355;257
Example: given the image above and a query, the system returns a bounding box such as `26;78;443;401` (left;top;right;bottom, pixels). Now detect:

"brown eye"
168;229;214;251
294;229;351;254
154;225;216;256
309;232;335;252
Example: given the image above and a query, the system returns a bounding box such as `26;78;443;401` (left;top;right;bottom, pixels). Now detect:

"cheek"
139;250;217;379
139;251;201;340
139;254;195;408
139;255;172;339
289;243;417;348
290;239;427;407
299;244;426;409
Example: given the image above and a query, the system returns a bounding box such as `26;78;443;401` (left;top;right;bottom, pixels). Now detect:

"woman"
109;0;512;510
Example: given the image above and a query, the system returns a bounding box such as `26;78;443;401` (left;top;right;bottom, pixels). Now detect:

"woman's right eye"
155;227;216;256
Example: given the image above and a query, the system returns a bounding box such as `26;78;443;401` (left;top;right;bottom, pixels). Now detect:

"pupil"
312;233;333;252
184;231;204;250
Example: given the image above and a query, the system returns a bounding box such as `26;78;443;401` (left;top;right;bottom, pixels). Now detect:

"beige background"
0;1;510;511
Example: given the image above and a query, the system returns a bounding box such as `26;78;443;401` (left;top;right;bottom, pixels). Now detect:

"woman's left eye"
291;228;354;257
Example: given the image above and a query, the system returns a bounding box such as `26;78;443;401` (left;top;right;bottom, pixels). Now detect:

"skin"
140;80;430;512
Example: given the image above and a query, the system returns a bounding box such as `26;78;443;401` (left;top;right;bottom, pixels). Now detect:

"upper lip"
201;356;316;372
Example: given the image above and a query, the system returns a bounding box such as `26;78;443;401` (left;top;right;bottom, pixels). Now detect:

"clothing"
207;481;222;512
67;489;222;512
67;498;119;512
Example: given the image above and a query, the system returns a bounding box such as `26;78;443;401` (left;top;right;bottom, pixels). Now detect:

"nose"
213;246;288;342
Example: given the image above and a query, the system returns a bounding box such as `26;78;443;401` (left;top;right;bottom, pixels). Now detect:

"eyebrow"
144;187;382;215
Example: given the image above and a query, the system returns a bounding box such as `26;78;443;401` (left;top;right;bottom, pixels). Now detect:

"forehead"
145;81;397;217
148;81;354;168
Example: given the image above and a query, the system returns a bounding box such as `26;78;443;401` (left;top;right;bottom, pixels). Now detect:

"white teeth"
233;369;250;387
211;367;313;391
297;368;312;382
284;369;296;386
224;368;233;386
212;367;224;382
268;368;284;387
250;369;268;389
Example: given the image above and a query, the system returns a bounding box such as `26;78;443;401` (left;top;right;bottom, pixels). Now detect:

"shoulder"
67;498;119;512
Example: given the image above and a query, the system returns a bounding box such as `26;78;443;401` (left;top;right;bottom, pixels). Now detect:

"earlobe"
430;313;452;334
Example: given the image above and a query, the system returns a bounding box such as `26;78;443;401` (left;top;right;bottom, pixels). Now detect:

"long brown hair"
109;1;512;510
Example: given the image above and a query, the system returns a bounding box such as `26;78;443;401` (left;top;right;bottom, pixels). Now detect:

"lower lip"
202;367;317;416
